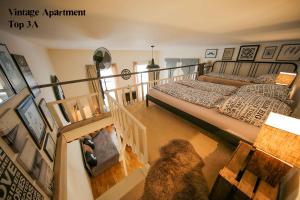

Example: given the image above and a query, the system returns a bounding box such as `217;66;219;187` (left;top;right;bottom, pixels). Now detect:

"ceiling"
1;0;300;50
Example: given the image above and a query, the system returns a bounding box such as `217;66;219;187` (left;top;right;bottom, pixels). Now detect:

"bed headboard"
211;61;298;77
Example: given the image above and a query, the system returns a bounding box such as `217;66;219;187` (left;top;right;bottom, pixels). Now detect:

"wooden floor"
90;146;144;199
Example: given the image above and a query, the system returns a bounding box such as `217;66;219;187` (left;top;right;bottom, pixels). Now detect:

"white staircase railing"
107;93;149;168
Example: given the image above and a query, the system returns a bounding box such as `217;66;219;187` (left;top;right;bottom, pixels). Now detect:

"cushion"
85;152;97;167
83;138;95;149
254;74;277;84
198;75;252;87
218;93;292;127
205;72;255;83
176;79;237;96
83;144;93;153
237;84;290;102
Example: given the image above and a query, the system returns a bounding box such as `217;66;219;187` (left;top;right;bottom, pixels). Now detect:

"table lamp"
247;112;300;186
275;72;297;86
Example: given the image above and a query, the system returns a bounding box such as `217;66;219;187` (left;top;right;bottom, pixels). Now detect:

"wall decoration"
237;45;259;61
0;147;44;200
0;69;14;105
12;54;41;97
37;160;54;196
205;49;218;58
222;48;235;60
262;46;277;59
277;44;300;61
121;68;131;80
39;98;55;132
0;44;26;93
51;75;70;122
44;133;55;162
0;109;28;153
16;95;46;149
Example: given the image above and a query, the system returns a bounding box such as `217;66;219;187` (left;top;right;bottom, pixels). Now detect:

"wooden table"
210;142;279;200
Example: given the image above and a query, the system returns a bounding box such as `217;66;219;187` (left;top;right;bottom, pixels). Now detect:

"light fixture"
275;72;297;86
147;45;160;69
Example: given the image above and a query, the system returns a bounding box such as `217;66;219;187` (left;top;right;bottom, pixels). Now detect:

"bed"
146;61;299;145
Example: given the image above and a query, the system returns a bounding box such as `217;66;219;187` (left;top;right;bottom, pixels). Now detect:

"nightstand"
210;141;279;200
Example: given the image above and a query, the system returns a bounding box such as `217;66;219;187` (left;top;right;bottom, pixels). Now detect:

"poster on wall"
16;95;46;149
0;109;28;153
12;54;41;98
0;147;44;200
237;45;259;61
277;44;300;61
0;44;27;93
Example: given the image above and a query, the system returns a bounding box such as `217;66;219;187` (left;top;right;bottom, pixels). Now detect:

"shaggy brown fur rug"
141;139;209;200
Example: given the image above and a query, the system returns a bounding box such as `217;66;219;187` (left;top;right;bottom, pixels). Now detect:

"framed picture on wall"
16;95;46;149
12;54;41;97
39;98;55;132
222;48;235;60
237;45;259;61
43;133;55;162
262;46;277;59
0;68;14;105
0;44;27;93
205;49;218;58
0;109;28;153
277;44;300;61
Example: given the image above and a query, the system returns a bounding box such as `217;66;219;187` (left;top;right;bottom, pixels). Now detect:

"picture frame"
15;95;46;149
262;46;277;59
0;44;26;93
205;49;218;58
0;68;14;105
51;75;70;122
222;48;235;60
277;44;300;61
39;98;55;132
237;45;260;61
0;109;28;153
12;54;41;97
43;133;55;162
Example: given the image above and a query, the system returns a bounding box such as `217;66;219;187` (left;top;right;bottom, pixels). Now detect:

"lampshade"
275;72;297;86
254;112;300;168
147;45;160;69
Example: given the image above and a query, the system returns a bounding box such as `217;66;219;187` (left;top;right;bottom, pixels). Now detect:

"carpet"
141;139;209;200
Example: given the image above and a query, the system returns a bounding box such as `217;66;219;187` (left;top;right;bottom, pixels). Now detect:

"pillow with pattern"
218;93;291;127
254;74;277;84
237;84;290;102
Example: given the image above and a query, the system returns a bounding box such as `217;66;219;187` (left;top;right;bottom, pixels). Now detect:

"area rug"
141;139;209;200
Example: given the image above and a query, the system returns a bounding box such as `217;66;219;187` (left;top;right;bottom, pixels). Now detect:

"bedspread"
153;83;224;108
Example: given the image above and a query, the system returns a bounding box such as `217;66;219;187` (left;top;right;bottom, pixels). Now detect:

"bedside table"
210;141;279;200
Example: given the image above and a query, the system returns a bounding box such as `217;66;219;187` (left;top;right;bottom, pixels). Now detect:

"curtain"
181;58;199;75
111;63;119;88
86;65;102;113
165;58;180;78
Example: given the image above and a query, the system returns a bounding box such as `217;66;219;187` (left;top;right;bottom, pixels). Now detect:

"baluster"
48;103;64;128
62;102;76;123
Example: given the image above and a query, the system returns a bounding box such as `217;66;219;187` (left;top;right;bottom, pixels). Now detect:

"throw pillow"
254;74;277;84
85;152;97;167
218;93;292;127
237;84;290;102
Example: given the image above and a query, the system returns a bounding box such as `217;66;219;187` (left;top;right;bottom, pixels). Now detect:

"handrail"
34;64;201;89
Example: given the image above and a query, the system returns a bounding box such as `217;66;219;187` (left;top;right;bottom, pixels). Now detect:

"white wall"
47;49;159;98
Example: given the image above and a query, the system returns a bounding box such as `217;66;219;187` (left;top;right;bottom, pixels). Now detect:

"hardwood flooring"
90;146;144;199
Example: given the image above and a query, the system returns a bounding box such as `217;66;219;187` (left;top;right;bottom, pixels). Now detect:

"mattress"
148;89;260;143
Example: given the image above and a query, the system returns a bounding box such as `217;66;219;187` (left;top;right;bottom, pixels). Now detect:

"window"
100;68;115;91
136;64;148;83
